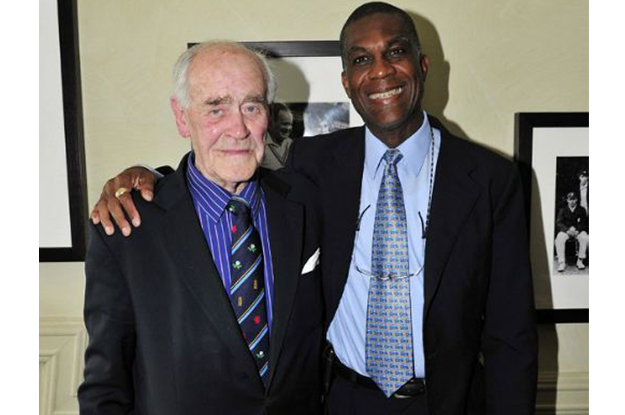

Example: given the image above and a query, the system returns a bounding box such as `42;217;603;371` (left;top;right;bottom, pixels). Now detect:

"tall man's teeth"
369;87;402;100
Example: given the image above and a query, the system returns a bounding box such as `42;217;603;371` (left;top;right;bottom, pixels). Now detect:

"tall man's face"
171;47;268;194
341;12;429;147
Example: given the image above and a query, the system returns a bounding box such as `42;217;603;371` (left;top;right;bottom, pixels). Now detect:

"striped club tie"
227;197;270;384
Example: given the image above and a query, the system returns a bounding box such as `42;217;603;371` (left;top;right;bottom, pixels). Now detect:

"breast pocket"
291;268;323;331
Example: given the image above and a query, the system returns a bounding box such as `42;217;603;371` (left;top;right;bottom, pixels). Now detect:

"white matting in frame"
40;0;72;249
531;126;589;310
40;0;88;262
270;56;363;127
240;41;364;129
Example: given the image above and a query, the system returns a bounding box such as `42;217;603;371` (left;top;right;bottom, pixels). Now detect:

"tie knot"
227;198;251;218
383;149;403;166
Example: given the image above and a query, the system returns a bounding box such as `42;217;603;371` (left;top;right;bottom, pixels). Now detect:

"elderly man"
78;42;323;415
91;2;537;414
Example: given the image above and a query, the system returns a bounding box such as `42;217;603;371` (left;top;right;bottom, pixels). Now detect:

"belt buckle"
392;378;425;399
393;391;413;399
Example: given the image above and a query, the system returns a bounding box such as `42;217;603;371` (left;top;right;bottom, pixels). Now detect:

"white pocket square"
301;248;321;274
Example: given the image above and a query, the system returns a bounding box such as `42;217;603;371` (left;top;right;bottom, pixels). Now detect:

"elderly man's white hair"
171;41;278;108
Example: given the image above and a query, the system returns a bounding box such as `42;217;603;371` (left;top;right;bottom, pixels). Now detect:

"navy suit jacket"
79;154;324;415
287;117;538;415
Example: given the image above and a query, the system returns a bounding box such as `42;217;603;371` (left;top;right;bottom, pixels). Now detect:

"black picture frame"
515;112;589;324
39;0;88;262
241;40;340;57
189;40;340;57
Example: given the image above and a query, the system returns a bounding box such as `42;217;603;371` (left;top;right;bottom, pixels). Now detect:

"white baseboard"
39;317;589;415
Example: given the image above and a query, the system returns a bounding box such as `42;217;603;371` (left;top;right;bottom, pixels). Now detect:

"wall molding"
536;371;589;415
39;352;57;415
39;317;86;415
39;317;588;415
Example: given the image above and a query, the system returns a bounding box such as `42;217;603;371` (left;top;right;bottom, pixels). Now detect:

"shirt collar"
364;111;433;180
186;152;262;224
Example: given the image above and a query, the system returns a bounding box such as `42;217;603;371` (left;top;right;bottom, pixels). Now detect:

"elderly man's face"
172;48;268;194
341;12;429;147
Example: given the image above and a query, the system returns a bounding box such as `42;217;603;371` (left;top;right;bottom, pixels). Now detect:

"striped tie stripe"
237;289;266;324
230;255;263;294
259;361;269;377
231;227;253;253
249;324;269;350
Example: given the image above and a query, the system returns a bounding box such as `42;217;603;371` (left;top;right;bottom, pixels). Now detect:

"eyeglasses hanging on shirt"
352;123;436;282
352;204;427;281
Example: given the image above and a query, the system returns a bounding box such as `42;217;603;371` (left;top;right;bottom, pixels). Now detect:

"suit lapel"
324;129;365;321
320;124;479;325
260;172;304;389
156;162;262;385
423;129;480;318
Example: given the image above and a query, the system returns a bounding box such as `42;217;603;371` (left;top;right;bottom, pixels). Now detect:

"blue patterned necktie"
227;197;270;385
365;149;414;397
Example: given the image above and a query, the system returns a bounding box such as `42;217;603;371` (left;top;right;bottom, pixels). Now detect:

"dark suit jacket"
288;118;538;415
79;155;324;415
556;204;588;233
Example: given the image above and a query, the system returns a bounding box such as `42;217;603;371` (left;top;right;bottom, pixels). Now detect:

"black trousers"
325;376;429;415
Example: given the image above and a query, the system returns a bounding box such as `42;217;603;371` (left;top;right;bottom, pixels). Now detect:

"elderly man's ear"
171;98;191;137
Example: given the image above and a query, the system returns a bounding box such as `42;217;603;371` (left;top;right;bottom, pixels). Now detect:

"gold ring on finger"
114;187;129;199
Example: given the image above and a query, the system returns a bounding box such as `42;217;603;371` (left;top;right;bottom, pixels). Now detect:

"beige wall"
40;0;589;413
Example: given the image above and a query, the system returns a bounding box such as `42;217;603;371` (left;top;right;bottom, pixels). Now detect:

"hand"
90;166;157;236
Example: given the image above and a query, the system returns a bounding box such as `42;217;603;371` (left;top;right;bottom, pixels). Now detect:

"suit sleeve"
579;208;589;233
555;207;568;233
483;165;538;414
78;225;136;415
156;165;175;176
284;138;320;185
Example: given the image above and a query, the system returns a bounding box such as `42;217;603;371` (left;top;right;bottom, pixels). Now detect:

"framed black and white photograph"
553;157;589;275
242;41;362;136
39;0;88;262
516;112;589;323
279;102;350;138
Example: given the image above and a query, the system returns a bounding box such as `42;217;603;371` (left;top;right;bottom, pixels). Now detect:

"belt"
328;347;426;398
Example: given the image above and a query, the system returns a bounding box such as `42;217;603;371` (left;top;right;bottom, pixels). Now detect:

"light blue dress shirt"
326;112;440;378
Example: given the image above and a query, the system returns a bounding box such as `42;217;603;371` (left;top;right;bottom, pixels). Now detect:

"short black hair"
566;192;579;201
339;2;421;68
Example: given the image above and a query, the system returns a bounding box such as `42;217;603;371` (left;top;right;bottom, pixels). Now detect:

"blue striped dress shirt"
185;153;275;330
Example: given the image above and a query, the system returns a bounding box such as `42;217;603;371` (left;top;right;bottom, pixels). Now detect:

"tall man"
79;42;324;415
91;3;537;414
578;170;589;214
